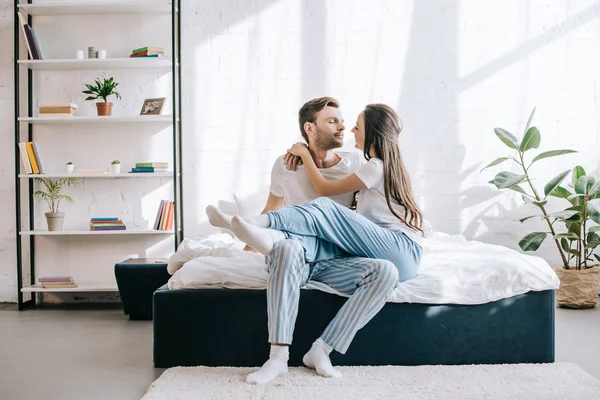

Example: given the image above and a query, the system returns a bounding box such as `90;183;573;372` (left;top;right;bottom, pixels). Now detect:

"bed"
153;233;558;368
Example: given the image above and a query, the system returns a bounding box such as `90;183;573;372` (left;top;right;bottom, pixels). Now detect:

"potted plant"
82;76;121;116
111;160;121;174
65;161;74;174
34;177;79;231
543;166;600;308
482;108;600;308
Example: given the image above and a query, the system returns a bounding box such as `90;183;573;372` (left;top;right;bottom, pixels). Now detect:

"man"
243;97;400;384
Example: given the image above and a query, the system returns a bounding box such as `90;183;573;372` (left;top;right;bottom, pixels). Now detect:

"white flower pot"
65;164;74;174
111;164;121;174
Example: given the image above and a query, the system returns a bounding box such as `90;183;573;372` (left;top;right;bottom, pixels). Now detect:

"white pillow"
167;234;244;274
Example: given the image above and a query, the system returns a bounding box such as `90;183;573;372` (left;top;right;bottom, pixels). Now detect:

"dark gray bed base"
153;286;555;368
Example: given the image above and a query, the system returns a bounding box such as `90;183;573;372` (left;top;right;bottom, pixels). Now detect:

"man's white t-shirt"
270;148;365;207
354;157;423;247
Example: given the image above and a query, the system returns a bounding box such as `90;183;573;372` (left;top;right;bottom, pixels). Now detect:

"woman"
208;103;424;282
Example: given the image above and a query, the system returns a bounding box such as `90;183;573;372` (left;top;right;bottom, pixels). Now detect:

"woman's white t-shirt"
354;158;423;247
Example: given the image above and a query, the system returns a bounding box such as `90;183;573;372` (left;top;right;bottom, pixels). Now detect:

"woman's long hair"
362;104;424;236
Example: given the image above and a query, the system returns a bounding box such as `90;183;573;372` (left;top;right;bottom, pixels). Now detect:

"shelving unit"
20;230;175;236
19;172;175;178
18;58;174;70
13;0;183;310
19;115;175;124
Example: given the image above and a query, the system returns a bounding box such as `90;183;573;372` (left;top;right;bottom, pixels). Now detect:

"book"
132;46;164;54
165;201;174;230
18;143;33;174
153;200;167;230
39;103;78;109
131;168;170;173
136;162;169;168
91;217;119;221
131;50;164;56
32;142;46;174
41;282;78;288
90;225;126;231
39;276;73;282
129;54;167;58
25;142;40;174
23;25;40;60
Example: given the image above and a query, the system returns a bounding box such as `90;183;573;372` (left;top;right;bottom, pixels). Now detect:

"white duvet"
167;233;559;305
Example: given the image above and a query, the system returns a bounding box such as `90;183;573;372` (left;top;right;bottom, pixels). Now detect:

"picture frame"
140;97;166;115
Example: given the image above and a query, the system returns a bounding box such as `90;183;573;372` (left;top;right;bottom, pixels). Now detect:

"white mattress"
167;233;559;305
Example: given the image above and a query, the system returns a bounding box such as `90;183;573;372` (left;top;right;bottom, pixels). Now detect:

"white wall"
0;0;599;302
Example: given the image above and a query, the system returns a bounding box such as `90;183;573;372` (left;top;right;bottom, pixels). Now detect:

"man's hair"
298;97;340;143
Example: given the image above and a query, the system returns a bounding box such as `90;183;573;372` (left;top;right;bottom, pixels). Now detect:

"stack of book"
18;141;46;174
39;103;77;117
90;217;126;231
38;276;77;288
131;162;170;173
154;200;174;230
130;46;165;58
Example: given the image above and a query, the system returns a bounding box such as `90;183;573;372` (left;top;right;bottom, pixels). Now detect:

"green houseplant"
483;108;600;308
34;177;79;231
110;159;121;174
82;76;121;116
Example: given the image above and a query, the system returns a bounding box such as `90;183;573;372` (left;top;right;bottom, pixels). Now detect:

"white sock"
231;216;285;255
303;338;342;378
206;205;233;231
246;345;289;384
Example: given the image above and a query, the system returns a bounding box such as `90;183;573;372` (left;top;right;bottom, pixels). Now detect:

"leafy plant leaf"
589;226;600;233
519;215;539;223
508;185;527;195
493;172;526;189
571;166;586;188
480;157;511;172
545;210;579;220
561;238;578;255
493;128;519;150
518;232;547;251
520;127;541;152
532;200;547;207
531;150;577;163
575;176;596;195
589;180;600;199
524;107;536;134
586;233;600;250
548;185;572;199
594;254;600;263
554;232;579;240
544;170;571;198
588;201;600;225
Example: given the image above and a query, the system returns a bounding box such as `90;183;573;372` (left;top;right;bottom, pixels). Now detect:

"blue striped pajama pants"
266;239;400;354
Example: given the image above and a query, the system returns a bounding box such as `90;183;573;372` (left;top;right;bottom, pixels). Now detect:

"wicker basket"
555;266;600;309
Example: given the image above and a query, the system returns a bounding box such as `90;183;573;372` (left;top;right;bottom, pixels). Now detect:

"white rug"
142;362;600;400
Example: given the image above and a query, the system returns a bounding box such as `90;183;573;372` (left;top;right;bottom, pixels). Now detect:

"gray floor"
0;304;599;400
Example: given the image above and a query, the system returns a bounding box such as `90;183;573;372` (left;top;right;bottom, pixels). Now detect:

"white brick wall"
1;0;599;302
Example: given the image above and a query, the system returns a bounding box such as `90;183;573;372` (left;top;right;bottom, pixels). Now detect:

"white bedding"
167;233;559;305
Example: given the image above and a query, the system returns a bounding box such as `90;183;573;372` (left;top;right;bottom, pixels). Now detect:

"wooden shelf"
19;172;174;179
21;283;118;293
18;1;174;16
19;115;175;124
20;230;174;236
18;58;173;70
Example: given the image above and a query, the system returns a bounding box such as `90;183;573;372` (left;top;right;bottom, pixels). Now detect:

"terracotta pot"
556;266;600;309
45;212;65;231
96;102;113;116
